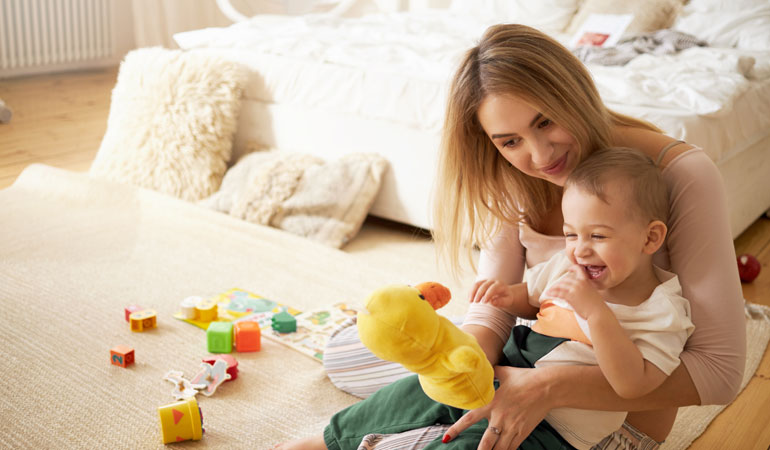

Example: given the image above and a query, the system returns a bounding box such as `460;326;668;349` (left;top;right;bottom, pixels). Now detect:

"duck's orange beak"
415;282;451;310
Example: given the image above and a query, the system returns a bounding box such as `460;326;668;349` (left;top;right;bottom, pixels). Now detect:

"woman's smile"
540;154;568;176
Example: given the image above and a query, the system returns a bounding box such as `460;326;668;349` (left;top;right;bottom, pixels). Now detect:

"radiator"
1;0;115;76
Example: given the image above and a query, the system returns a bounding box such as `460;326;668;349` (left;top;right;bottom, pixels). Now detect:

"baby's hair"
565;147;669;225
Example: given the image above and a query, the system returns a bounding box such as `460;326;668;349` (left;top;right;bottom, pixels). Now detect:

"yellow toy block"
158;397;203;444
129;309;157;332
195;299;218;322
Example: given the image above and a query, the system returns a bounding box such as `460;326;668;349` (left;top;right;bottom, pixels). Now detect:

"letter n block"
234;321;261;352
111;345;135;367
207;321;233;353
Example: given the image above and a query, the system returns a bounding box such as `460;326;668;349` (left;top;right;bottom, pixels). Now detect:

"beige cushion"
90;47;247;202
567;0;685;35
200;150;388;248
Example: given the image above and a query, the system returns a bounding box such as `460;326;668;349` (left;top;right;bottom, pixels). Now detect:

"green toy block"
271;311;296;333
207;321;233;353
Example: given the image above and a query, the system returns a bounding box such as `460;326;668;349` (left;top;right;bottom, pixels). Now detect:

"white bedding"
174;12;487;131
175;11;770;162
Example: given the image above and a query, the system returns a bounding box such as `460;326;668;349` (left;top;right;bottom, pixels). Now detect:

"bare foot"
271;435;327;450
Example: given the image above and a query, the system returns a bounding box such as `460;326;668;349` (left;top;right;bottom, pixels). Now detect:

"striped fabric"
323;316;413;398
355;425;449;450
593;423;661;450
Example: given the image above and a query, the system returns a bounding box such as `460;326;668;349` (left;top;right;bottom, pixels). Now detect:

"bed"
174;0;770;236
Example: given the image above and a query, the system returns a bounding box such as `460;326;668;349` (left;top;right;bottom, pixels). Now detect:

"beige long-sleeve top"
464;148;746;405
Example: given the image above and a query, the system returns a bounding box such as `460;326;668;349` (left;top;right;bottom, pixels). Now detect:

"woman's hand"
442;366;555;449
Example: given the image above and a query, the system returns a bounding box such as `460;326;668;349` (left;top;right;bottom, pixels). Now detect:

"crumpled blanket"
573;29;706;66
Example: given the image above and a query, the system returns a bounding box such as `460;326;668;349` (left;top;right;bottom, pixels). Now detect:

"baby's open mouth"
583;265;606;280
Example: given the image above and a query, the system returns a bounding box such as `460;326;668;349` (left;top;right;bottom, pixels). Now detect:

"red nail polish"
442;434;452;443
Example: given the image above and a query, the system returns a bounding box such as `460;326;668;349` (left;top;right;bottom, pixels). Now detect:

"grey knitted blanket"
574;29;706;66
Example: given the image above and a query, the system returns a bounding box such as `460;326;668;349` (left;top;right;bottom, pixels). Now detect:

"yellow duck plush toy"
357;282;494;410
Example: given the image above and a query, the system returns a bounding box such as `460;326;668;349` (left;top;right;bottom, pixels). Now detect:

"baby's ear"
643;220;667;255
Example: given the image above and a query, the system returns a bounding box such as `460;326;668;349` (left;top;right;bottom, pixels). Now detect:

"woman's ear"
643;220;667;255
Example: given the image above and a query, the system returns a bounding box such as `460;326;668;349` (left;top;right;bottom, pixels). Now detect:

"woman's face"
477;94;580;187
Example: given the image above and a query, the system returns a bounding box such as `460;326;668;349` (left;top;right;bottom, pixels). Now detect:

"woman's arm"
545;363;700;411
617;134;746;404
462;221;529;364
659;149;746;404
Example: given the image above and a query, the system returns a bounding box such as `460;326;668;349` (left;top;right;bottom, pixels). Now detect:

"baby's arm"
582;306;667;398
545;269;667;399
469;279;539;319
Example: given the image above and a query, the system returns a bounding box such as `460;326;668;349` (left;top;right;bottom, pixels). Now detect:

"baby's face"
561;182;650;292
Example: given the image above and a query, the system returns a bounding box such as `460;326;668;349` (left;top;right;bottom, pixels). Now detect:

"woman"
325;23;745;450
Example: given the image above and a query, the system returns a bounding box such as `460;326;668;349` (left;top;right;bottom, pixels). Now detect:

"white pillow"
674;3;770;50
451;0;580;33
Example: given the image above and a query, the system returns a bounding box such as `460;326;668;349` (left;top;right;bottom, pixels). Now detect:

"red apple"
737;253;761;283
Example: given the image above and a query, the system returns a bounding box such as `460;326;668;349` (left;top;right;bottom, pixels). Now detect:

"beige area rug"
0;164;768;449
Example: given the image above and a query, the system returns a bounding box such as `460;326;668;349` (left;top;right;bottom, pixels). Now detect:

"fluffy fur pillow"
90;47;247;201
567;0;685;35
200;151;388;248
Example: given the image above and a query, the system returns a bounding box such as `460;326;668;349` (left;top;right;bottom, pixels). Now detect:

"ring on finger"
487;426;502;435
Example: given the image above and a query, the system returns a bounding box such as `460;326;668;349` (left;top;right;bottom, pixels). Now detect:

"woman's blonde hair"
433;24;660;276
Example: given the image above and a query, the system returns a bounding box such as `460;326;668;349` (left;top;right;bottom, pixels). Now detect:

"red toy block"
234;320;261;352
111;345;135;367
124;305;143;322
202;354;238;381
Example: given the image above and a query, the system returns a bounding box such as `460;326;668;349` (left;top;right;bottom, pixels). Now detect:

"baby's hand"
544;265;605;320
470;279;519;309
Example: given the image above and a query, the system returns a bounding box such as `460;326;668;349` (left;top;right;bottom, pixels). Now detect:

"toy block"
234;321;261;352
180;296;202;320
110;345;135;367
124;305;143;322
129;309;157;332
202;355;238;381
271;310;296;333
206;321;233;353
195;299;218;322
158;397;204;444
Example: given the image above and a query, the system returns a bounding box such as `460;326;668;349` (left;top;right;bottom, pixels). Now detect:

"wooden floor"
1;69;769;449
